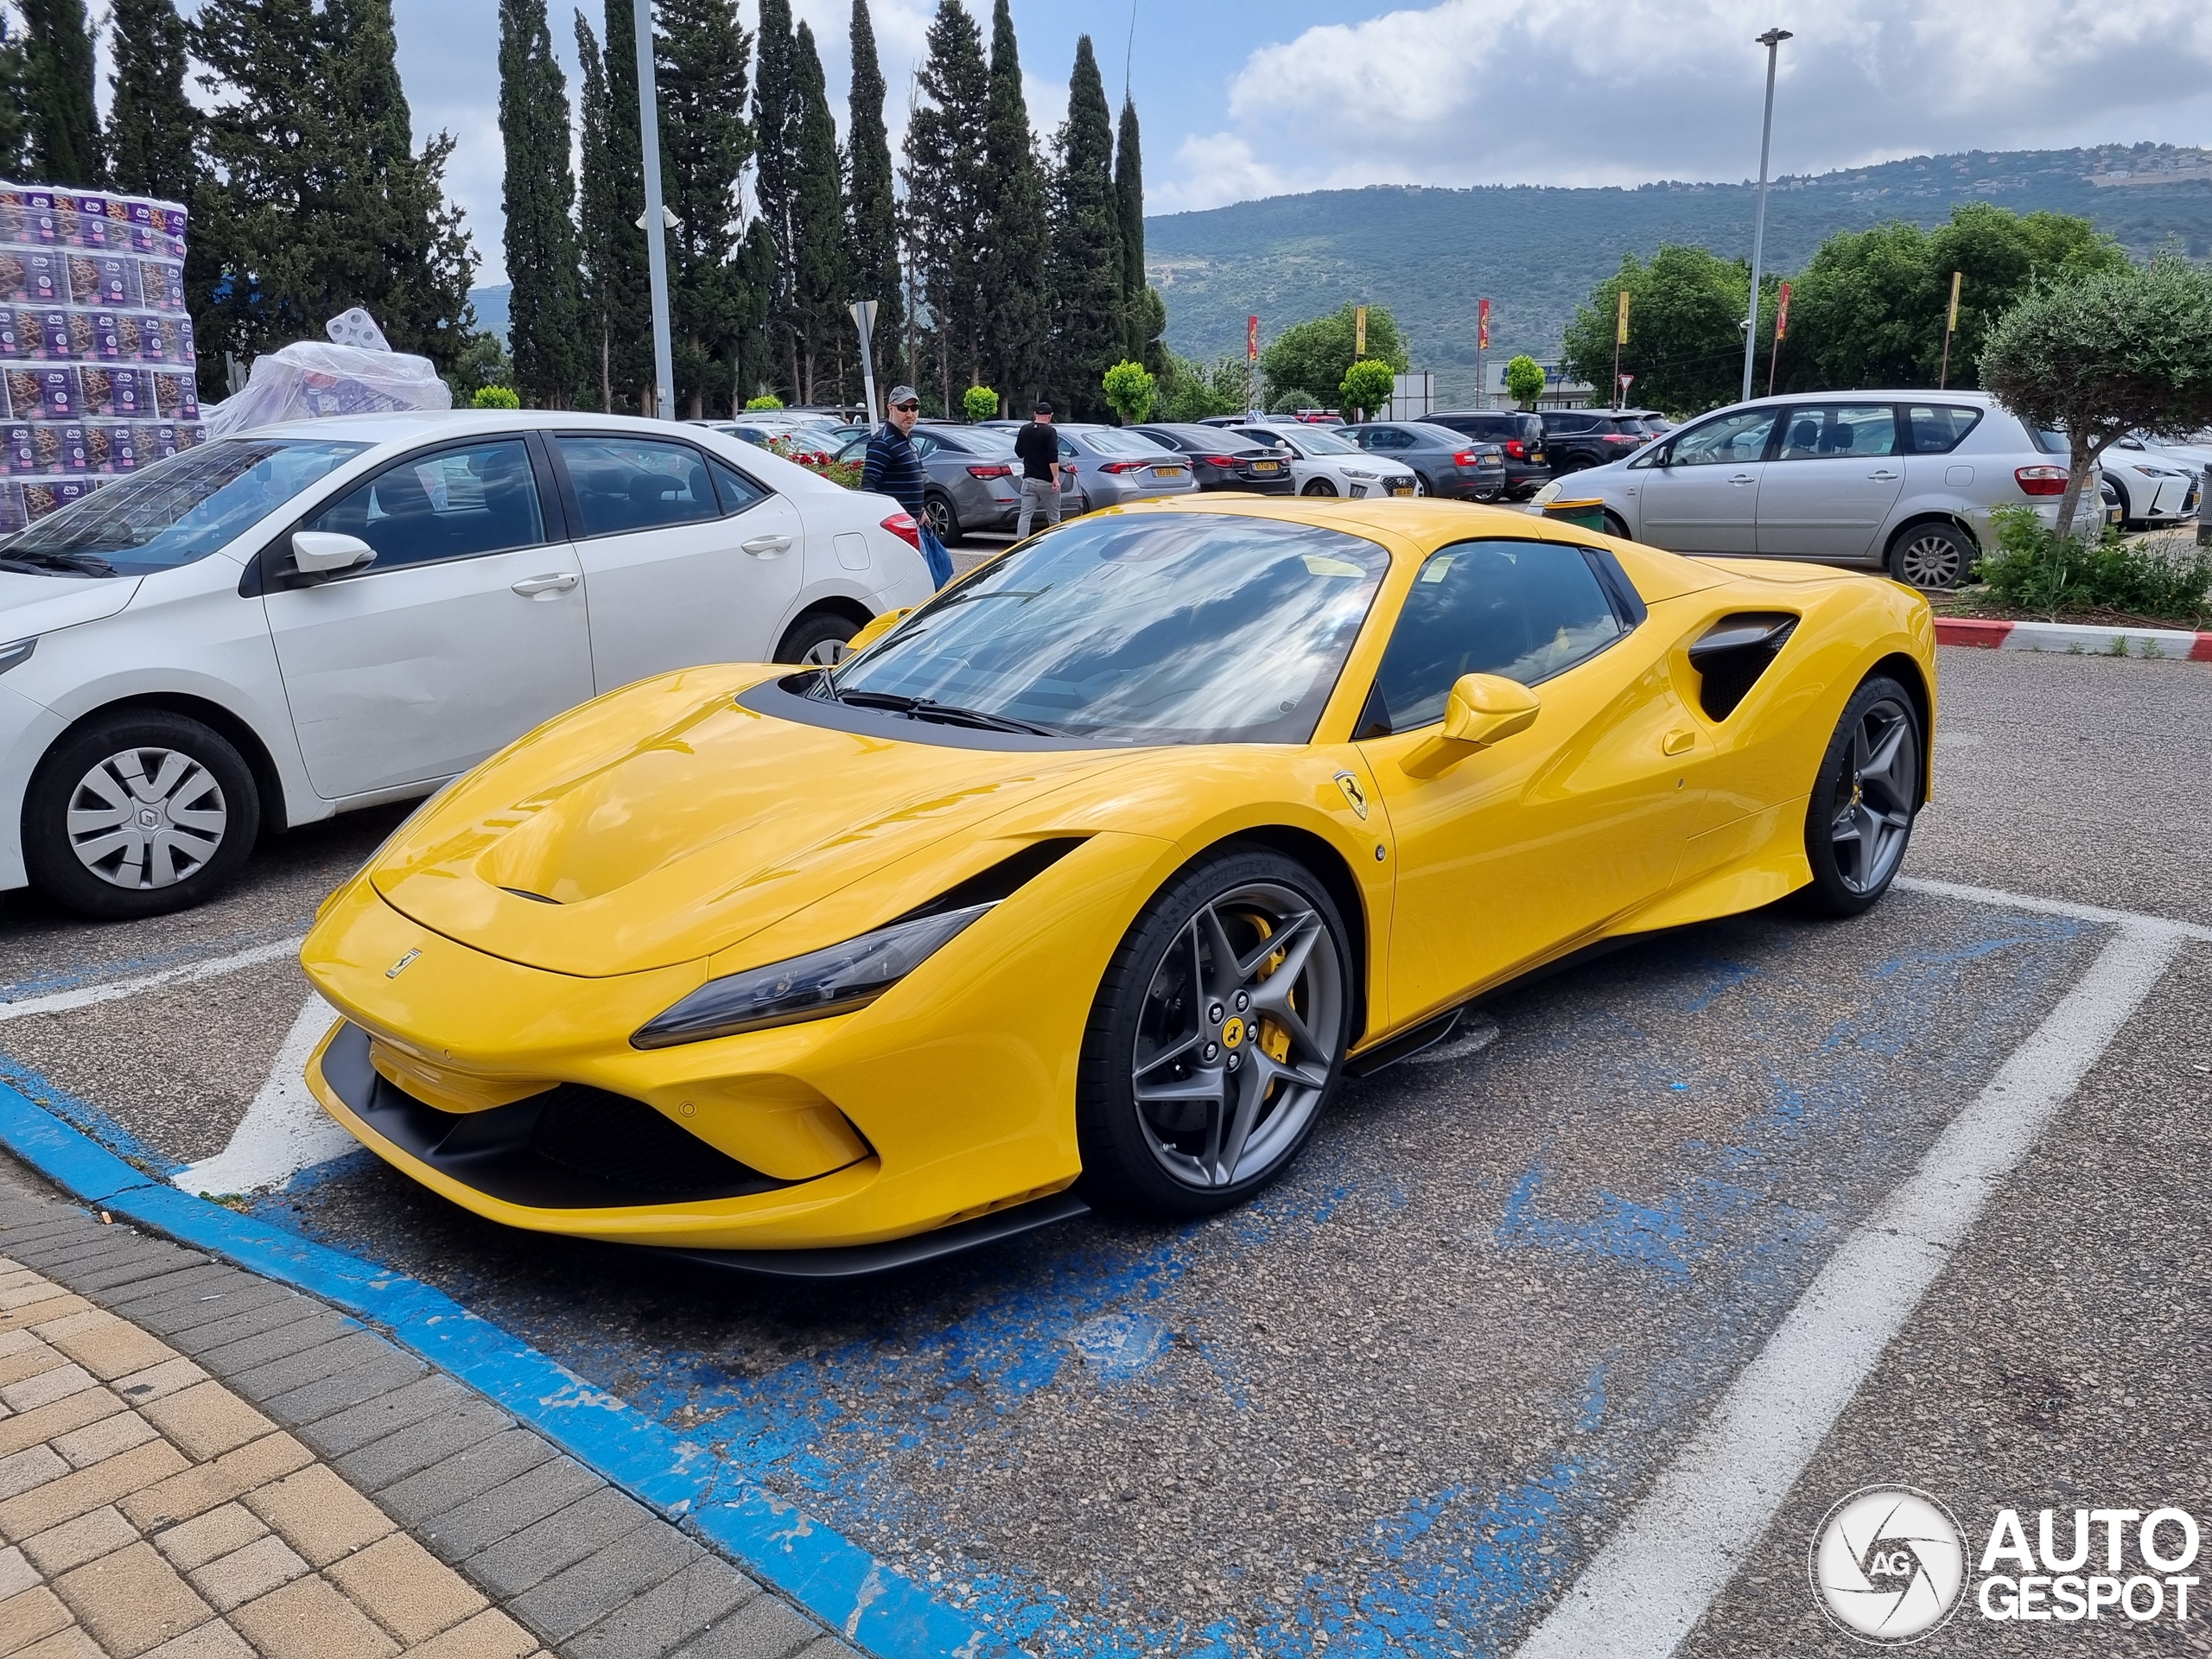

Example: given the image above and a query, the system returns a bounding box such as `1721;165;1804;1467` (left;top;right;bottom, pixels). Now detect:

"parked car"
1538;409;1670;474
1228;421;1418;499
0;410;933;918
1420;410;1553;498
834;424;1027;543
2101;435;2204;529
1340;423;1508;501
1541;390;2108;588
703;415;847;465
1131;423;1297;494
1058;425;1200;512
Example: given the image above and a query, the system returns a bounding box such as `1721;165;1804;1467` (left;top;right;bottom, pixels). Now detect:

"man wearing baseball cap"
862;385;952;588
1013;400;1062;538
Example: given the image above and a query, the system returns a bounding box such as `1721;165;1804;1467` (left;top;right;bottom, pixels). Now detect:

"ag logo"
1809;1486;1968;1644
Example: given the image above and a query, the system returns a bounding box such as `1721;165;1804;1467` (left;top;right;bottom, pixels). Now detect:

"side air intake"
1688;613;1798;721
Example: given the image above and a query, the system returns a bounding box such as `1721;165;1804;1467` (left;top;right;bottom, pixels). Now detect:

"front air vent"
891;837;1087;925
1688;613;1798;721
501;887;561;905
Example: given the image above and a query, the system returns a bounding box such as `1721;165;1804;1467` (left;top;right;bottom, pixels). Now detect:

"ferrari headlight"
632;901;994;1050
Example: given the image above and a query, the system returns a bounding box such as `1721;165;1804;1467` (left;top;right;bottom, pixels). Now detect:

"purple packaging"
144;260;185;311
1;425;32;474
140;422;179;461
90;365;144;418
37;311;72;360
47;477;96;512
135;313;171;363
175;313;194;361
95;258;138;308
21;191;61;245
0;308;25;362
73;196;111;250
152;369;197;420
92;422;138;474
49;423;92;474
0;481;24;535
88;311;124;359
20;251;64;306
175;423;203;450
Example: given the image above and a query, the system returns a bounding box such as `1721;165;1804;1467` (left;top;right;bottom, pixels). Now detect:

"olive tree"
1981;258;2212;542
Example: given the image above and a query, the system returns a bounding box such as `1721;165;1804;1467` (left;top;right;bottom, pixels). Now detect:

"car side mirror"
292;531;377;575
1442;673;1540;747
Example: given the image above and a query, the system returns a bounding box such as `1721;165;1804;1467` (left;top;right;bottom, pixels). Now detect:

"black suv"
1540;409;1669;474
1421;410;1552;498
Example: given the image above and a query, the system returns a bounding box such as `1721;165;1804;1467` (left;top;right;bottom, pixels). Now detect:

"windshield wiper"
833;687;1058;736
0;550;115;577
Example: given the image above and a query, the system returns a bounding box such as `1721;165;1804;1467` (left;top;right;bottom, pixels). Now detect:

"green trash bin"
1541;498;1606;535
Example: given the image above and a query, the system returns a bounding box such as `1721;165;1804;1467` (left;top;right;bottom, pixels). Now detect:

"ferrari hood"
371;668;1147;977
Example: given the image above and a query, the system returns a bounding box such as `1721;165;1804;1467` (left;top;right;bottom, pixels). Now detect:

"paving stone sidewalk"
0;1154;857;1659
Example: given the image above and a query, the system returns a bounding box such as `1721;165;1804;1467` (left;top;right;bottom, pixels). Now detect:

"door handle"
1728;473;1755;486
1866;469;1900;480
511;573;579;597
741;534;794;556
1662;728;1696;756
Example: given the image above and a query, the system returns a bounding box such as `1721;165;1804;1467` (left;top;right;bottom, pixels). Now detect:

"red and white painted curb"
1936;616;2212;659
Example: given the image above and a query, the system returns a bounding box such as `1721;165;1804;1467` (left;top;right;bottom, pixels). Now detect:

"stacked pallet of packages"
0;183;205;531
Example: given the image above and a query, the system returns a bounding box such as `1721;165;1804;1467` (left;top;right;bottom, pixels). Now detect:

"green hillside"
1146;142;2212;405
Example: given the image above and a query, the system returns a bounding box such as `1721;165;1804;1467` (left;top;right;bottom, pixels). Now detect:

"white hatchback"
0;410;933;917
1230;421;1419;499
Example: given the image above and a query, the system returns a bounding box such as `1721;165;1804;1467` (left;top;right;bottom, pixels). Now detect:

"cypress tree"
977;0;1047;405
0;20;35;179
900;0;988;411
192;0;476;373
575;2;649;410
751;0;796;394
787;22;847;404
657;0;751;416
845;0;902;402
1115;96;1147;363
22;0;100;187
498;0;583;405
107;0;197;205
1046;36;1122;420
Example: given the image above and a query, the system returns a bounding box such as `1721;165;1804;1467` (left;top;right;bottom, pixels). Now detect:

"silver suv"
1554;390;2101;588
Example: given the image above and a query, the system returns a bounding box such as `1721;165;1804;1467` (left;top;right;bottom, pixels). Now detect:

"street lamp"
633;3;676;421
1740;27;1791;404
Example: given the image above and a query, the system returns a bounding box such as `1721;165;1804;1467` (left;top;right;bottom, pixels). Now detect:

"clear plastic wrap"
203;335;450;438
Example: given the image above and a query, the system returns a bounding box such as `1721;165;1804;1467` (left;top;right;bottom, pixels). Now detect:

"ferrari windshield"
826;513;1390;743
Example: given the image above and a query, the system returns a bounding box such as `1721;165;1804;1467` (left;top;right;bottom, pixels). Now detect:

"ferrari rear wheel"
1797;675;1922;918
1077;849;1351;1217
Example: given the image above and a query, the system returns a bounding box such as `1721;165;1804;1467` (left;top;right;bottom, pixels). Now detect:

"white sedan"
1230;421;1419;499
0;410;933;918
2102;435;2205;529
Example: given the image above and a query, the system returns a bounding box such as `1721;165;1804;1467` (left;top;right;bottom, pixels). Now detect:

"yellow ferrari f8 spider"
300;499;1934;1272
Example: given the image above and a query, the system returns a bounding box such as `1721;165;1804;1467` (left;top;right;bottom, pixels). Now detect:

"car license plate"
1390;483;1414;497
1531;452;1545;463
1154;465;1184;478
1250;460;1280;473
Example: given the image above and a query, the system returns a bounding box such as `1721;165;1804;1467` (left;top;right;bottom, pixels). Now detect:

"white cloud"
1201;0;2212;203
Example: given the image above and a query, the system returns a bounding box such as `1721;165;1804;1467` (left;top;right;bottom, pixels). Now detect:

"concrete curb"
0;1081;994;1658
1935;615;2212;658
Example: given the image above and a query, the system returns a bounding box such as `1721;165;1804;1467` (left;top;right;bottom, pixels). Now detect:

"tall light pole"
633;3;676;421
1740;27;1790;404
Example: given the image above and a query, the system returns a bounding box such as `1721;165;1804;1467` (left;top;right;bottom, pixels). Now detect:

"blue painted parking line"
0;1075;991;1659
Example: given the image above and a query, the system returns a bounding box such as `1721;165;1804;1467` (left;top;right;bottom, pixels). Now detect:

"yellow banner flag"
1616;289;1631;346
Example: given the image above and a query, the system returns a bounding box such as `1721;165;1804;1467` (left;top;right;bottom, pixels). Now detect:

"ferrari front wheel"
1077;849;1352;1217
1797;675;1923;918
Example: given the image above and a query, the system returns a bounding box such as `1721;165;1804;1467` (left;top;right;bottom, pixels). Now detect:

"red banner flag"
1775;282;1792;340
1247;315;1259;361
1478;297;1491;351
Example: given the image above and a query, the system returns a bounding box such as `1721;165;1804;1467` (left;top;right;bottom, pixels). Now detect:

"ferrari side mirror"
1441;673;1541;748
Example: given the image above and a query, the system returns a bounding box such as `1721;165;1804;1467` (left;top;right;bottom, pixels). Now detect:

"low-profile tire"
1077;848;1353;1218
1301;478;1338;497
921;492;961;545
774;608;861;666
1796;674;1923;918
23;709;261;919
1885;521;1974;589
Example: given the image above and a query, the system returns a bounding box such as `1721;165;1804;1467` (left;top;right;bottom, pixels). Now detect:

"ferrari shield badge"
1333;771;1369;821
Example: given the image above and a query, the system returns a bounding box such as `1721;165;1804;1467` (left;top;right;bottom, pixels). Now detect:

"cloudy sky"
359;0;2212;287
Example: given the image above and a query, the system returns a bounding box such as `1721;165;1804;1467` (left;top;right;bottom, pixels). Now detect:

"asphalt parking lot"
0;644;2206;1656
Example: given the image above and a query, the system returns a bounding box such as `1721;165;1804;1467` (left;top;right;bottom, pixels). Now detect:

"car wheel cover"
798;637;848;666
66;747;227;890
1129;880;1342;1190
1894;529;1963;588
925;498;952;536
1827;698;1916;896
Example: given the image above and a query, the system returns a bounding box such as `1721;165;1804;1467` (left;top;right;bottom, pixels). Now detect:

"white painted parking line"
0;937;307;1022
1897;875;2212;942
1512;918;2186;1659
174;992;353;1197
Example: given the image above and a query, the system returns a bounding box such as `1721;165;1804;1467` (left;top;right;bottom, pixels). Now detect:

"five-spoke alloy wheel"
1079;850;1352;1215
1799;675;1923;916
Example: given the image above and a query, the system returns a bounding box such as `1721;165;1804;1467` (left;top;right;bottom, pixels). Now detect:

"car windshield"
1084;429;1174;458
823;512;1390;744
0;438;365;576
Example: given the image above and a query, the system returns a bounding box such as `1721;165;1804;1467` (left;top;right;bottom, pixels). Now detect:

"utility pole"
634;3;676;421
1938;270;1961;390
850;300;880;424
1740;27;1790;404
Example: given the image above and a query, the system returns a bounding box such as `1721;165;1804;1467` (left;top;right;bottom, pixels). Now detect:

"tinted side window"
1776;404;1897;461
1903;405;1984;454
710;457;771;514
1545;413;1598;435
1668;410;1779;467
1369;428;1414;451
1364;540;1625;734
557;436;717;536
307;439;543;570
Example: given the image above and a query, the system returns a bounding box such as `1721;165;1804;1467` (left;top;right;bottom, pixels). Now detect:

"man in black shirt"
1013;401;1062;539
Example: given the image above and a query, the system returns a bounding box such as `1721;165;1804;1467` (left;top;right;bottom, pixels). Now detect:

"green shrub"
1976;505;2212;623
1101;360;1156;425
470;385;520;410
1505;354;1547;409
1339;359;1395;421
963;385;1001;423
745;393;785;411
